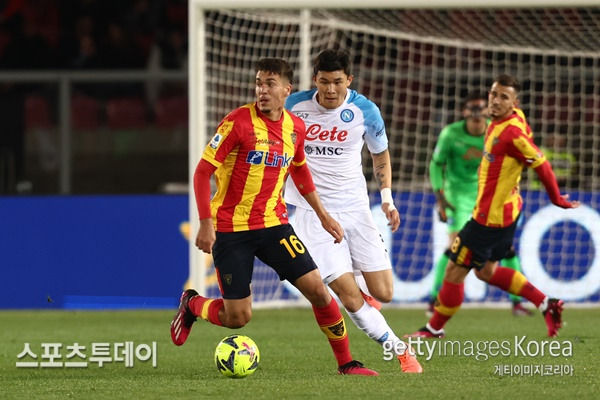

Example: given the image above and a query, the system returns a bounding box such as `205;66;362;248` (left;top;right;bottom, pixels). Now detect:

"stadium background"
1;2;599;309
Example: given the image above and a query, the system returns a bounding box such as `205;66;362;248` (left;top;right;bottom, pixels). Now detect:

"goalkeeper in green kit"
427;92;533;317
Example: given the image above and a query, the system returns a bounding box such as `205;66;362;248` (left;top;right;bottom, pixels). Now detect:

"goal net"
189;3;600;306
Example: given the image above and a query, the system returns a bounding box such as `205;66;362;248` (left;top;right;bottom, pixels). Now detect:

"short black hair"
312;49;351;77
462;92;488;109
255;58;293;83
494;74;521;94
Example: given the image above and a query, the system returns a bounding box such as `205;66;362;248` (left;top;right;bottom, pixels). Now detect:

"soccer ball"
214;334;260;378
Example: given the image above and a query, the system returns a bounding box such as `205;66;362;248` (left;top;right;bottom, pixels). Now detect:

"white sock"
538;296;549;313
347;302;407;356
354;273;374;298
425;322;445;335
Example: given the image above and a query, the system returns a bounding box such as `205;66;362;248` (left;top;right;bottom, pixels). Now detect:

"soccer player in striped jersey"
407;74;580;339
428;92;532;317
170;58;378;376
284;49;422;373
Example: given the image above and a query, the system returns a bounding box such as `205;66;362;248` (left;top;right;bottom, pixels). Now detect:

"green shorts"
445;198;475;233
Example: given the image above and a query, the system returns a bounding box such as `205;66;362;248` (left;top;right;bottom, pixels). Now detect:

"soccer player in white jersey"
284;49;422;373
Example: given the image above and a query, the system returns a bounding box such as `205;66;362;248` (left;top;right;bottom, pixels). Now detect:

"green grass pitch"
1;307;598;399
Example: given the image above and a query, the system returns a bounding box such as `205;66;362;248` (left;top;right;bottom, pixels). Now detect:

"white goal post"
188;1;600;305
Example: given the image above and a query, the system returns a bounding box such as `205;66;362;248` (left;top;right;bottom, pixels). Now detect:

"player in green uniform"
427;92;533;317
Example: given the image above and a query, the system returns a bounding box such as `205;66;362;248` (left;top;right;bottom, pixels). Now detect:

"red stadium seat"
25;95;53;131
71;95;101;131
154;95;188;131
584;97;598;123
0;31;11;58
165;2;188;29
106;97;147;130
540;94;558;121
22;0;60;48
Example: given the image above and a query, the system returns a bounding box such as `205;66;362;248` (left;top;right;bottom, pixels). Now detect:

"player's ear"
285;83;292;96
346;74;354;86
513;98;520;108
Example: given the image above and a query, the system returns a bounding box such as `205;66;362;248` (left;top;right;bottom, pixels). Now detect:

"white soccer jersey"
284;89;388;211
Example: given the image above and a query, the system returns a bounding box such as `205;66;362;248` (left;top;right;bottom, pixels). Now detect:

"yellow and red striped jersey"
473;108;546;227
202;103;307;232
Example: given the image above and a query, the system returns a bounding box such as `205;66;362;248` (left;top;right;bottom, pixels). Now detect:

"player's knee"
225;310;252;329
300;280;331;307
308;284;331;307
363;270;394;303
371;287;393;303
294;271;331;306
444;261;468;283
473;267;492;283
473;268;485;281
337;292;363;312
227;318;249;329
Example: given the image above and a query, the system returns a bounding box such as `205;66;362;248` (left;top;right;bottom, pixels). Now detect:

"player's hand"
553;194;581;209
319;213;345;244
435;190;455;223
196;218;216;254
381;202;401;233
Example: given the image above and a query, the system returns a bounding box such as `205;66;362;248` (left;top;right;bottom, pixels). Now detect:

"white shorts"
293;207;392;284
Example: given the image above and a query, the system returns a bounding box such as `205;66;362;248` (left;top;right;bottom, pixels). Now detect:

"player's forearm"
372;150;392;190
289;162;327;218
194;159;216;220
302;190;344;243
288;162;316;195
429;159;444;191
534;161;562;204
301;190;330;221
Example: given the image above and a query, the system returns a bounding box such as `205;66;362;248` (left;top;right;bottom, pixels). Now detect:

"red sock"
189;296;224;326
488;266;545;307
429;280;464;331
312;298;352;367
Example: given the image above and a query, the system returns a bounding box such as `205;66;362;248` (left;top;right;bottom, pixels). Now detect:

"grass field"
1;306;598;399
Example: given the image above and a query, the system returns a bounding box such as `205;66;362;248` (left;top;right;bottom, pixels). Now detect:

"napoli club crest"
340;109;354;122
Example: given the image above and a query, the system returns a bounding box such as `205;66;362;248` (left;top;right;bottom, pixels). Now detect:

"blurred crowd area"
0;0;187;72
0;0;190;195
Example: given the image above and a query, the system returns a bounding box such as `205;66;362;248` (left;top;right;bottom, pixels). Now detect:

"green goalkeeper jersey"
429;119;486;205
